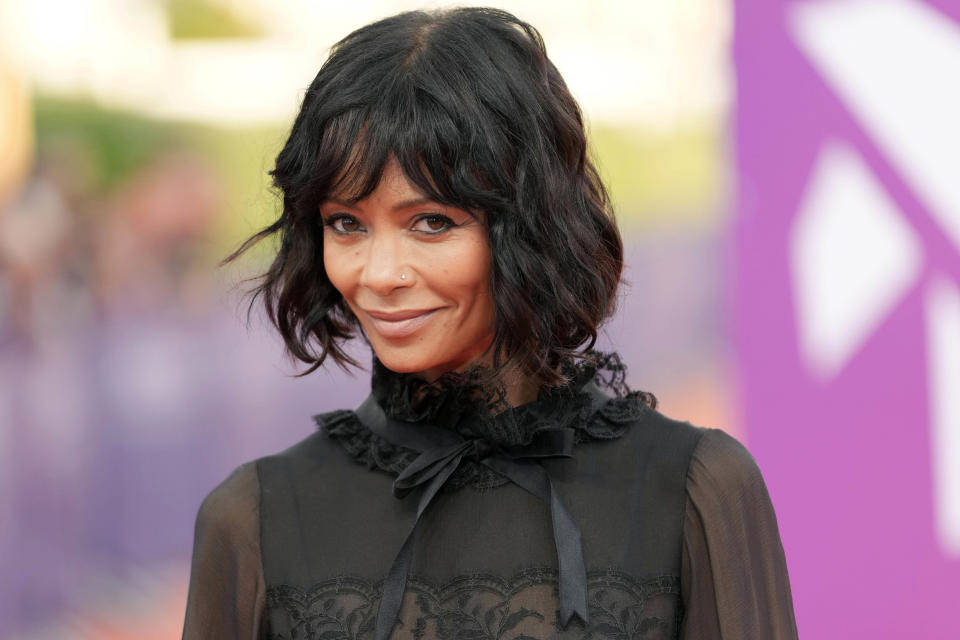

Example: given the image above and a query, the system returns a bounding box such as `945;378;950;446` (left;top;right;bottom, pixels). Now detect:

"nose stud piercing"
400;273;407;280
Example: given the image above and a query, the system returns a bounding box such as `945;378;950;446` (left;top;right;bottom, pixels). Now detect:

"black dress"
182;352;798;639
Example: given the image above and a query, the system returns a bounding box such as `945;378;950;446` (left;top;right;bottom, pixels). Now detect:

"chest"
257;440;690;639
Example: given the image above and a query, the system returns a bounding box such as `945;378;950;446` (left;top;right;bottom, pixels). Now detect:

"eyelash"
322;213;457;236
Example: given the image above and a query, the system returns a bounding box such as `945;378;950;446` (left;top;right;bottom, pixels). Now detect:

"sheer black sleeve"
182;461;266;640
680;429;798;639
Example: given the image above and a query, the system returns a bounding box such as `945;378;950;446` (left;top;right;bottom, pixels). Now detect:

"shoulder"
614;404;709;472
611;407;771;500
253;413;402;505
257;413;363;473
686;427;768;498
621;407;763;489
632;405;707;445
682;427;783;542
194;422;352;527
196;461;258;520
193;461;260;549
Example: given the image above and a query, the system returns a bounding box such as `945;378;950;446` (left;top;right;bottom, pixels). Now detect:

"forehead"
326;155;433;205
372;159;422;195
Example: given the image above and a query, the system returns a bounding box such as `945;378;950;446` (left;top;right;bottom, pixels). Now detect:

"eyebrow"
323;196;438;211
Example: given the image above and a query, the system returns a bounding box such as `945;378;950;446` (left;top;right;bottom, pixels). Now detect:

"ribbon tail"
484;458;588;627
374;453;464;640
551;484;588;625
374;528;415;640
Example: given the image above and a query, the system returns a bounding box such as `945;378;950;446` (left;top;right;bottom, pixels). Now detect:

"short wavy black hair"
225;7;624;386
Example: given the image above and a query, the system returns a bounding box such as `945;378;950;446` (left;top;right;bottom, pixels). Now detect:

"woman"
183;7;798;639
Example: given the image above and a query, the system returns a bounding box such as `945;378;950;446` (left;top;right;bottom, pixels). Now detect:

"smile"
363;308;440;339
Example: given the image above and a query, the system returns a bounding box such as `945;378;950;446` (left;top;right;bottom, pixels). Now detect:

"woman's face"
322;158;495;380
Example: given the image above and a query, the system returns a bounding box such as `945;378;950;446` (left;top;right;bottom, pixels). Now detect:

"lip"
362;308;440;339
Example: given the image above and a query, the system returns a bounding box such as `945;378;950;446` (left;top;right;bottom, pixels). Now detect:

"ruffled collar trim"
315;350;656;489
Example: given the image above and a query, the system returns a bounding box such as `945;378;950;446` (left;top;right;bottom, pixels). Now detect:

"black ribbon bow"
355;384;609;640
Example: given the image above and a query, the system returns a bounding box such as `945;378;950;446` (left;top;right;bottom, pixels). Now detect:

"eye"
412;214;456;234
323;213;363;234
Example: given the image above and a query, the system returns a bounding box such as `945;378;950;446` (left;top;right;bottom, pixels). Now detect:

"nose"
358;228;412;295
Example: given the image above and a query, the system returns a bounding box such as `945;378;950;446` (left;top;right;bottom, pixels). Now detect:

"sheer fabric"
680;429;798;638
182;354;797;639
182;461;265;639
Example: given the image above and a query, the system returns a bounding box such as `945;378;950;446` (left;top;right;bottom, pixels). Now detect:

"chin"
369;343;438;375
371;344;481;379
375;354;427;374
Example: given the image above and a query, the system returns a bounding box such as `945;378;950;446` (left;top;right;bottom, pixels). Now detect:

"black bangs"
312;106;469;214
304;63;506;219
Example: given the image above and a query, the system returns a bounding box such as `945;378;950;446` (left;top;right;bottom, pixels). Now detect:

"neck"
498;365;540;409
418;350;541;410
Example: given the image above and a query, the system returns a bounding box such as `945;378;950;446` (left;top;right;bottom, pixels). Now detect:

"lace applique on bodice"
265;569;680;640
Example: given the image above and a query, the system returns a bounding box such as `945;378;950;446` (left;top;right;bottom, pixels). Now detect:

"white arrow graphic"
790;0;960;252
790;0;960;557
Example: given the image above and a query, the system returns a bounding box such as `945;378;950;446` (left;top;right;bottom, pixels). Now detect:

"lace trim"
265;569;681;640
369;350;655;435
315;351;654;490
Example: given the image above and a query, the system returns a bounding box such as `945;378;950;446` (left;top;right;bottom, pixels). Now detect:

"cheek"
444;235;493;307
470;238;493;294
322;239;354;298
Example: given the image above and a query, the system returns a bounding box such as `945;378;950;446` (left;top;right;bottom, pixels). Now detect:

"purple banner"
734;0;960;636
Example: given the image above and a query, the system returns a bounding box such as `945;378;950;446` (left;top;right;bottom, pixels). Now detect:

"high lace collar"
316;350;656;489
369;350;632;447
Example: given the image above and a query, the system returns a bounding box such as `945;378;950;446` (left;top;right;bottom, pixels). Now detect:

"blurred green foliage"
31;95;723;269
164;0;263;40
590;122;726;227
32;95;284;263
34;96;186;193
